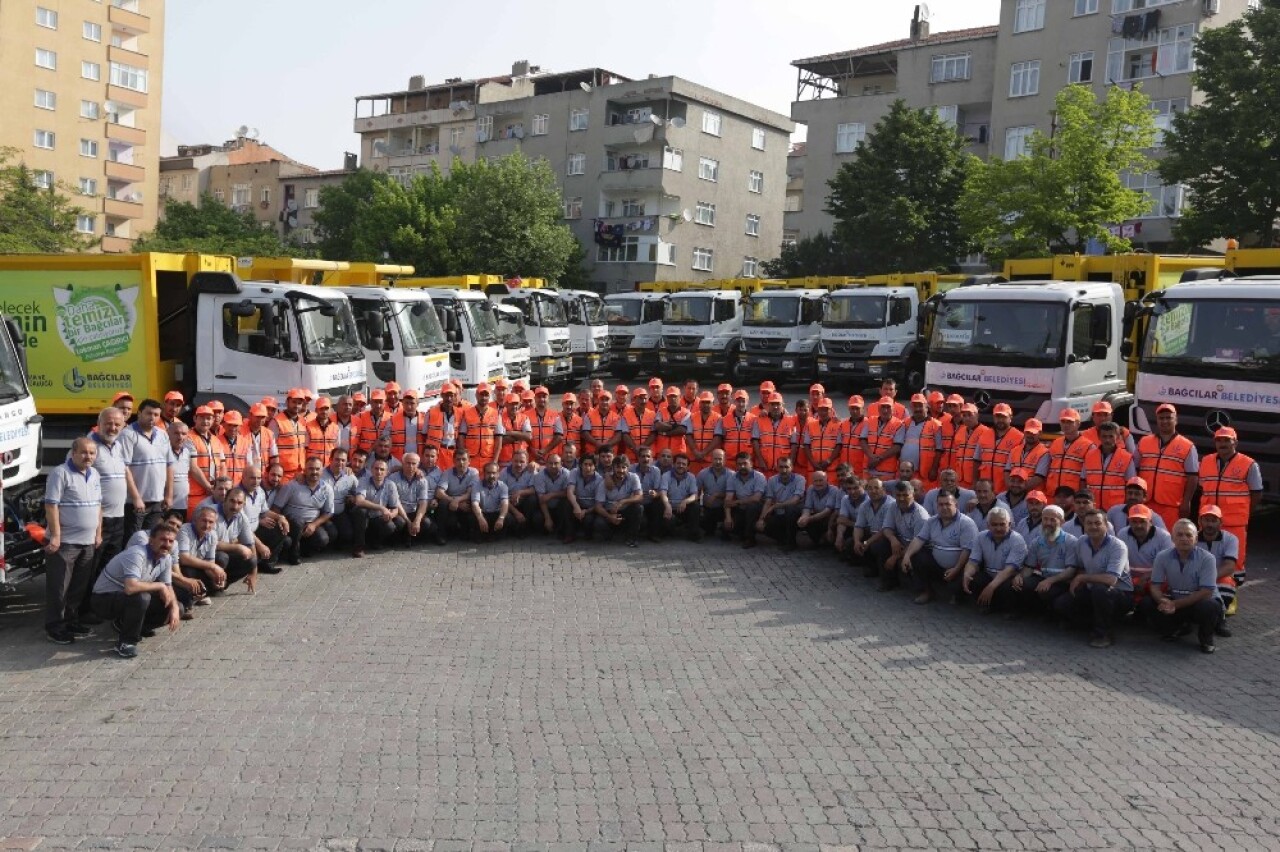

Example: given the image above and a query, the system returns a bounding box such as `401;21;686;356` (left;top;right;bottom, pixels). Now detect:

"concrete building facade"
353;63;794;293
0;0;165;252
278;168;357;246
789;0;1254;252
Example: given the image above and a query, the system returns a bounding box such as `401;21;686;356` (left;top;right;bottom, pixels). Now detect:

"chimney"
512;59;531;77
910;4;931;41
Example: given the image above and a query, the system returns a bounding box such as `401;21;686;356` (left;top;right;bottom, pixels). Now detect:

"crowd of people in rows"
41;374;1262;658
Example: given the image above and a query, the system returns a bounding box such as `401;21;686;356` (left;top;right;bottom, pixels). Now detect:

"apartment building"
790;0;1253;250
278;166;357;246
353;63;794;293
0;0;165;252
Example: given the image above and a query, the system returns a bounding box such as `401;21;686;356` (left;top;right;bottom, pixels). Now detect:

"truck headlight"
782;360;795;369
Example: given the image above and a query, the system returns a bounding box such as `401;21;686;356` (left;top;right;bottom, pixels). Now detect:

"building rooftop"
793;25;999;77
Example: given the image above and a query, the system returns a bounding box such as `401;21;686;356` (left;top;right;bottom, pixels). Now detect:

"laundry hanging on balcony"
593;220;625;247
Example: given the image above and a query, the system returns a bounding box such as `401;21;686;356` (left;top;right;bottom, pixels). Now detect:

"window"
76;215;96;234
36;49;57;70
1068;51;1095;84
598;235;640;263
213;189;225;203
698;157;719;182
79;177;98;196
476;115;493;142
1075;0;1099;14
304;188;320;208
930;105;959;129
663;146;683;171
110;62;148;92
34;89;56;110
702;111;722;136
570;108;589;131
743;257;759;278
1106;25;1196;83
1151;98;1187;147
746;214;761;236
1112;0;1176;11
748;170;764;194
181;174;193;190
34;130;55;150
232;184;251;207
261;186;271;205
563;196;582;220
1071;303;1101;357
83;21;103;41
80;139;99;158
82;61;101;80
694;201;716;226
656;242;676;266
1126;173;1185;218
607;151;649;171
81;100;100;119
532;113;549;136
931;53;971;83
448;126;464;149
1009;60;1040;97
33;170;54;190
836;122;866;153
1014;0;1045;32
221;301;291;358
752;128;766;150
692;247;714;271
566;153;586;175
1004;125;1035;160
622;198;646;217
37;7;58;28
889;297;914;327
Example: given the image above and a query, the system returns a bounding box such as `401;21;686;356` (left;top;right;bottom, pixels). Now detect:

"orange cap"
945;394;964;405
665;387;680;398
222;410;243;425
1026;490;1048;504
520;390;535;401
816;397;833;409
698;391;714;402
992;403;1012;416
1126;476;1148;490
961;403;978;414
910;393;927;404
717;383;733;392
534;385;550;396
1199;504;1223;519
1009;467;1030;480
1058;408;1081;421
733;390;749;400
249;403;269;417
1023;418;1043;434
1092;400;1113;414
1214;427;1237;440
809;383;825;393
164;390;184;402
401;389;418;401
112;391;134;404
928;391;944;403
315;396;333;410
1155;403;1177;415
760;381;776;392
385;381;401;394
352;392;366;403
370;388;387;401
1127;504;1152;520
194;405;213;417
562;393;577;404
475;382;491;395
848;395;864;407
207;399;225;412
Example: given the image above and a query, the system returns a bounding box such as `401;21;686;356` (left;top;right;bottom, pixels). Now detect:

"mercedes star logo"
1205;410;1231;434
973;390;992;410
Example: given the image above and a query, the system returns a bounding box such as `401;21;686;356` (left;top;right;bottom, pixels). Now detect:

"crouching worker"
90;521;183;658
1140;519;1224;654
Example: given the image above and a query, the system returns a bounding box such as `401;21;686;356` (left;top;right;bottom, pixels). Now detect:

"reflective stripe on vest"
1046;435;1091;494
721;412;755;462
1200;452;1255;523
461;406;500;462
806;418;842;466
686;411;721;454
1137;433;1194;507
1083;446;1133;510
756;415;795;471
306;420;340;463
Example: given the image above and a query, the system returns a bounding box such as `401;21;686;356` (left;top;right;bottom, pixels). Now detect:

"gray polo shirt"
1151;547;1219;600
971;530;1029;576
363;454;402;476
92;542;172;594
1069;533;1133;592
803;485;840;515
90;432;129;518
1024;528;1076;577
661;470;699;506
838;493;866;521
922;487;976;517
1197;531;1239;569
913;514;980;570
568;470;603;509
272;479;336;523
632;464;663;504
472;479;510;513
727;470;767;502
422;465;446;499
217;505;256;548
882;500;931;546
358;478;402;512
696;466;731;506
323;468;360;516
388;470;430;513
500;465;537;496
438;467;480;500
602;472;641;511
854;496;890;533
44;462;102;546
534;468;571;498
178;523;218;562
764;473;806;509
241;485;270;533
170;441;192;508
1108;504;1167;533
120;423;171;503
965;499;1012;533
1117;525;1173;569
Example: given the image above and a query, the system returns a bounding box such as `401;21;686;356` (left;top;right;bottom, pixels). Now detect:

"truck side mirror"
227;300;257;318
1090;342;1109;361
1121;340;1134;359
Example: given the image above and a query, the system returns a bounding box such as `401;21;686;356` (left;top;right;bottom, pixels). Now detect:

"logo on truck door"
52;283;140;362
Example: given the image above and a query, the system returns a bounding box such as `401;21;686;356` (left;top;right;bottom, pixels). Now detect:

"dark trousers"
508;494;540;537
965;571;1020;611
91;590;169;644
727;502;763;542
332;511;366;548
665;503;704;541
700;500;724;537
437;506;474;542
797;514;832;547
255;523;288;568
762;506;802;548
572;508;606;540
867;536;894;579
400;508;440;546
641;500;665;539
361;508;406;549
83;516;126;618
1138;596;1224;645
45;543;97;632
909;549;956;596
600;503;643;542
287;518;336;558
1054;583;1135;637
215;549;257;585
474;510;506;542
1018;573;1072;615
126;501;166;537
540;497;570;537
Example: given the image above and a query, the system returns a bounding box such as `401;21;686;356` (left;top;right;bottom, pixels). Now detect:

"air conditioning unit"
1203;0;1220;15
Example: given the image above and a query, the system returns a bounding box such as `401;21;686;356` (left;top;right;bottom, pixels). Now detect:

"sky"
161;0;1002;169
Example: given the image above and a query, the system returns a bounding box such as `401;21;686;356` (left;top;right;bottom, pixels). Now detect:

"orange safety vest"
272;412;309;478
460;404;501;468
560;411;583;452
652;405;689;456
980;427;1023;495
754;414;795;476
1136;433;1195;509
1199;451;1256;529
351;408;391;455
902;417;942;488
1045;434;1092;496
581;409;623;456
222;432;249;484
236;425;278;475
423;405;462;468
498;410;530;464
861;415;903;479
721;411;756;464
840;417;867;477
186;430;226;510
1082;445;1134;511
381;411;421;460
621;407;657;461
684;409;722;472
527;408;563;460
1007;440;1049;484
805;417;843;473
937;414;958;475
1082;423;1133;448
958;424;994;489
792;414;813;476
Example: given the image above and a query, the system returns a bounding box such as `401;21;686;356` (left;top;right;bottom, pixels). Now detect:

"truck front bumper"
740;352;815;379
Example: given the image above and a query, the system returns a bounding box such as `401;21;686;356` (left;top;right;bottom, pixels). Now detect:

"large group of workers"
40;373;1262;659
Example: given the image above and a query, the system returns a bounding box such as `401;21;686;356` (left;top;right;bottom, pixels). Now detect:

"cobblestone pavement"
1;514;1278;852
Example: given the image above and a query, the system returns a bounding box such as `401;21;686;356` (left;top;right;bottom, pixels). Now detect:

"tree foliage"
0;147;98;253
959;85;1156;262
761;232;847;278
1159;0;1280;247
313;155;579;282
134;194;295;256
825;101;971;275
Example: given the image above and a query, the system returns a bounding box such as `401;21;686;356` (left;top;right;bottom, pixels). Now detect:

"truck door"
348;295;397;385
1066;301;1118;406
207;296;303;403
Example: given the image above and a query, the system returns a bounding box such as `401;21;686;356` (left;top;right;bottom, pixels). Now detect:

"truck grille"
824;340;876;357
549;339;572;356
743;338;786;353
508;360;530;379
663;335;700;349
608;333;633;351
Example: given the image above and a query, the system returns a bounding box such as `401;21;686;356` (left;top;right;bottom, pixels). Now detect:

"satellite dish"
669;116;685;129
649;114;663;126
919;3;931;20
580;81;592;93
681;209;692;222
249;127;260;140
633;128;650;144
236;125;249;137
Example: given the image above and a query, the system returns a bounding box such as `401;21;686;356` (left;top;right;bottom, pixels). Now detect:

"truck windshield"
496;310;529;347
824;294;886;329
394;300;447;355
1142;298;1280;380
581;294;606;326
530;292;568;327
464;299;501;346
0;328;31;403
665;297;712;325
930;299;1066;366
745;295;799;327
606;299;663;325
295;298;363;365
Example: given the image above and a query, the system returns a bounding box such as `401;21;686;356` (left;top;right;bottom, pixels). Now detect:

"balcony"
104;197;143;219
602;121;667;147
108;3;150;34
105;160;145;182
355;105;473;134
597;166;667;192
107;84;147;109
106;122;146;146
108;44;149;69
101;235;135;253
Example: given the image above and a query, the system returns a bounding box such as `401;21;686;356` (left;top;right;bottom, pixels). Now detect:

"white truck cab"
338;286;449;405
660;288;748;377
559;290;610;379
740;287;828;383
493;303;532;388
925;280;1126;427
819;286;921;389
486;283;572;387
604;291;667;379
422;288;506;402
0;317;42;493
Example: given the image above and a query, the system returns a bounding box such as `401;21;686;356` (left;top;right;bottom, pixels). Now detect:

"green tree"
0;147;97;253
825;101;971;274
555;239;593;290
1159;0;1280;246
761;232;847;278
134;194;293;255
960;85;1155;262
